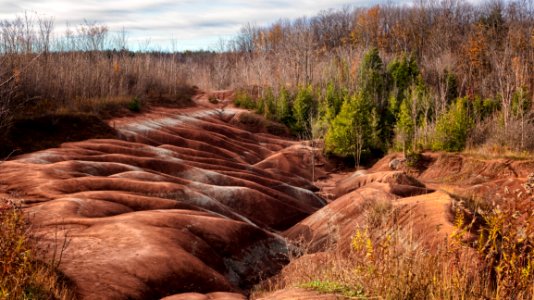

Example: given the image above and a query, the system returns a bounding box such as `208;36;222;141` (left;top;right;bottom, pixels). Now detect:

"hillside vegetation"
2;1;531;163
0;0;533;299
225;0;534;163
0;203;74;300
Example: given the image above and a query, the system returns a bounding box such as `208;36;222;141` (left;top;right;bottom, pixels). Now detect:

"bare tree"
113;27;128;51
37;15;54;53
77;20;108;51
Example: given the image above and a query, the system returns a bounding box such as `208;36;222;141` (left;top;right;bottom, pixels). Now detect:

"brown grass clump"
0;203;75;300
254;197;533;299
463;145;534;161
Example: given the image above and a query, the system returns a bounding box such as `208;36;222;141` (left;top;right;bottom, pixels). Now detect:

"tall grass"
0;203;75;300
254;197;533;299
1;52;196;118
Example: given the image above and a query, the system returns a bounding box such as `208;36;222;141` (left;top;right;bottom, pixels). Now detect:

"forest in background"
0;0;533;163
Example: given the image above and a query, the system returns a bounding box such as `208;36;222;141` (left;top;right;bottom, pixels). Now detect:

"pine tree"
262;87;275;119
275;86;292;125
292;85;315;134
325;93;371;167
387;54;419;99
432;97;472;152
396;98;415;155
359;48;386;109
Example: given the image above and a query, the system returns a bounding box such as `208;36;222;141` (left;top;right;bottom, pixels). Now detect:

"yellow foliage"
12;68;21;84
113;62;120;75
0;206;75;299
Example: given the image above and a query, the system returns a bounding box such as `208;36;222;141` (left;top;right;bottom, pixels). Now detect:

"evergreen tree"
359;48;386;109
275;86;293;125
387;54;419;121
325;93;371;167
317;82;344;140
292;85;315;134
262;87;276;119
369;106;382;151
432;97;472;152
323;82;344;121
444;70;459;104
395;98;415;155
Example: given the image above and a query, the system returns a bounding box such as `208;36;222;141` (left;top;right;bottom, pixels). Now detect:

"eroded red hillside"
0;101;328;299
2;93;532;299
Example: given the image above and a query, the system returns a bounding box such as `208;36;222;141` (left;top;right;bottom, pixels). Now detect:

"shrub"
405;151;423;168
127;96;141;112
257;197;533;299
476;205;534;297
265;88;276;119
0;205;74;299
325;93;371;166
275;86;293;126
234;90;256;109
432;97;472;152
292;85;316;134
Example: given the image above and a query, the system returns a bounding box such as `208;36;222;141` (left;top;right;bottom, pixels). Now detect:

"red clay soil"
372;152;534;184
391;191;457;247
284;185;398;253
3;91;532;299
0;104;329;299
284;151;533;257
256;288;343;299
372;152;534;205
332;170;428;198
161;291;246;300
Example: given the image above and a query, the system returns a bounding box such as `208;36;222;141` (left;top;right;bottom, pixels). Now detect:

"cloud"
0;0;389;50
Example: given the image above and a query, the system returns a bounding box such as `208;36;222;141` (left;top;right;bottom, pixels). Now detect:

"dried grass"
0;202;75;300
253;195;534;299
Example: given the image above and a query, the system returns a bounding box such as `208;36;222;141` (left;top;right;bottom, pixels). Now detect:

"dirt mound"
284;186;397;253
30;209;288;299
0;113;118;158
392;191;456;247
284;166;453;253
284;189;456;254
419;153;534;184
255;144;333;183
333;170;427;198
229;111;290;136
371;152;534;204
255;288;341;299
0;106;324;299
193;90;235;108
372;152;534;185
163;292;246;300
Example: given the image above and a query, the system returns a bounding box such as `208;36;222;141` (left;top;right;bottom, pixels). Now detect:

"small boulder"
389;158;405;170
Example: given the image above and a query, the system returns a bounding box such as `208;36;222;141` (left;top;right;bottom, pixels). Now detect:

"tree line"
234;49;485;165
226;0;533;164
0;0;533;162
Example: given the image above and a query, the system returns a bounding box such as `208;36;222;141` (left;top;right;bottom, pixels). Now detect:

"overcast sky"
0;0;401;51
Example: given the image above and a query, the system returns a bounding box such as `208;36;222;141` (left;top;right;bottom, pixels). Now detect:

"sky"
0;0;393;51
